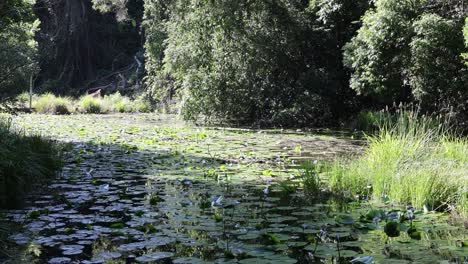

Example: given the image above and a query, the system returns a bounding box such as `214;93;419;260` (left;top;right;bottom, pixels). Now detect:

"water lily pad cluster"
4;114;467;263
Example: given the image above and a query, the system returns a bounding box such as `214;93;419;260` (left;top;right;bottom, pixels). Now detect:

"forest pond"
3;114;467;263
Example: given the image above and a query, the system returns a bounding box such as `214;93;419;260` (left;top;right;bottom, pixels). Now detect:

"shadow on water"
1;114;466;264
2;139;315;262
206;126;366;141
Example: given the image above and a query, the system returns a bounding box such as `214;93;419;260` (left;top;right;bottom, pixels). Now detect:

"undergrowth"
0;115;62;209
79;96;108;114
33;93;73;114
19;92;152;114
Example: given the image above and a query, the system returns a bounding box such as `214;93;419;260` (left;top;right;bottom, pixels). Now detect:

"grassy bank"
0;116;62;209
16;92;152;114
327;111;467;218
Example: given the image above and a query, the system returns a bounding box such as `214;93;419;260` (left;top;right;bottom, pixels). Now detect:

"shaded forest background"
0;0;467;127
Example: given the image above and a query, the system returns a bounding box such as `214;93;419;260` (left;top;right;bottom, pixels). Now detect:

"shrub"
115;101;128;113
26;92;151;114
132;95;152;113
33;93;73;114
327;111;467;217
0;116;61;208
79;96;108;114
15;92;32;108
100;93;152;113
102;92;130;113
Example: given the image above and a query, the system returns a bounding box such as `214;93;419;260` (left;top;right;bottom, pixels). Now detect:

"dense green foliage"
0;116;61;208
463;17;468;66
0;0;39;98
149;1;340;125
409;14;466;109
142;0;467;125
0;0;467;126
143;0;370;126
344;0;467;112
343;0;423;103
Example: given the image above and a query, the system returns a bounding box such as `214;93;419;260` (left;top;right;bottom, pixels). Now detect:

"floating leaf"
135;252;174;262
351;256;374;264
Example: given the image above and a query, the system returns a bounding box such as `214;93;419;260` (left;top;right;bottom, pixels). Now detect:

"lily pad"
48;257;72;264
135;252;175;263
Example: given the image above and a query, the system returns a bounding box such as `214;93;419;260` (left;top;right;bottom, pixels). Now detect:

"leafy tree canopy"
344;0;467;110
0;0;39;98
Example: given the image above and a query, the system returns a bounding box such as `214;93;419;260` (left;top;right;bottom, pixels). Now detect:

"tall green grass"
0;116;61;209
100;92;152;113
299;162;323;195
354;110;389;131
15;92;35;108
33;93;73;114
24;92;153;114
78;96;109;114
328;111;467;217
354;108;444;132
105;92;130;113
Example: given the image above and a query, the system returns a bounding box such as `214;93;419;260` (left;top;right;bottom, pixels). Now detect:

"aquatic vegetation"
328;111;468;217
26;211;41;220
262;233;281;245
298;162;322;195
2;114;466;263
